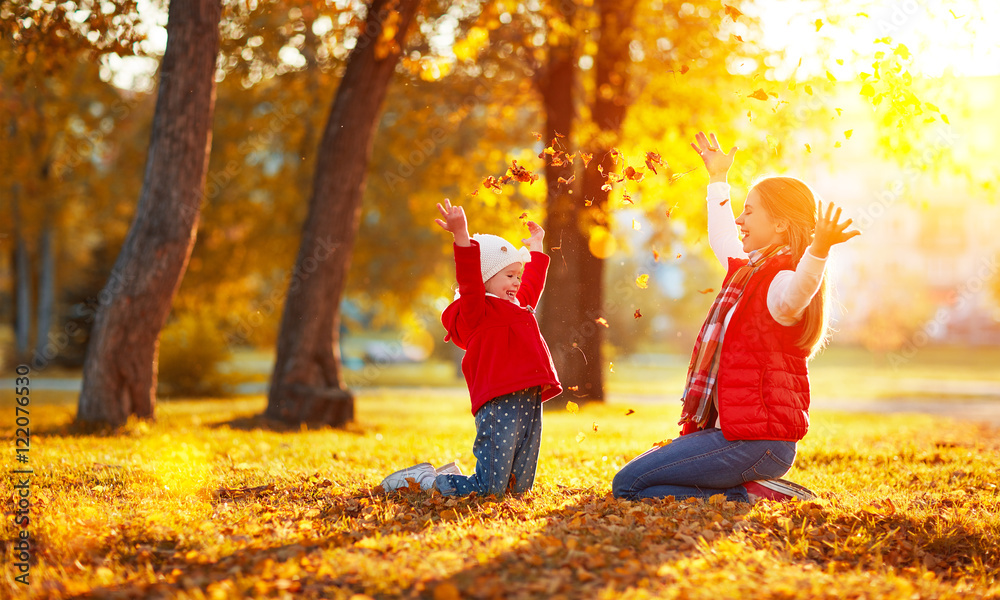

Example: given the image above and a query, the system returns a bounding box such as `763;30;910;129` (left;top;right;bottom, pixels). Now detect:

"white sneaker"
381;462;437;492
744;478;817;502
435;461;463;476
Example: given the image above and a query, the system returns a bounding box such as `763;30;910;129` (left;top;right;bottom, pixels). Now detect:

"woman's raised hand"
435;198;471;246
690;131;737;184
809;201;861;258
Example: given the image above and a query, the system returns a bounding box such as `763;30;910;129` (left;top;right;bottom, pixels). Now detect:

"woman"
612;132;860;503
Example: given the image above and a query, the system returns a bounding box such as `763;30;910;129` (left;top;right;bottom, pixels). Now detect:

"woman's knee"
611;470;635;499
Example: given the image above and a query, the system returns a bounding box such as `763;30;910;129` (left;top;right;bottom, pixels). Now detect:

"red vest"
715;254;811;442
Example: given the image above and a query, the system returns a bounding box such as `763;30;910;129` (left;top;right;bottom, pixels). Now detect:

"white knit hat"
473;233;532;283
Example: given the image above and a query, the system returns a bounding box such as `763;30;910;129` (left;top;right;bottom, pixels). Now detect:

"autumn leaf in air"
566;400;580;413
592;422;599;432
652;249;660;261
576;432;586;443
698;288;715;294
634;309;642;319
805;143;812;153
723;4;743;20
631;219;640;230
507;160;539;183
601;182;613;192
644;151;665;174
558;175;576;185
624;166;644;182
814;19;823;31
595;317;609;328
748;89;770;101
844;129;853;139
680;65;690;74
733;34;744;42
609;362;614;373
580;152;593;168
625;408;635;416
636;274;649;289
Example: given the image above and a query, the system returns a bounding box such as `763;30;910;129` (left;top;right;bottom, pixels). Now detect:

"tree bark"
537;13;591;398
77;0;222;426
34;226;54;362
265;0;421;426
12;191;32;359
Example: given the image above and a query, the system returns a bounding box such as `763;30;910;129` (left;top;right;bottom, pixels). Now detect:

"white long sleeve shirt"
706;182;826;329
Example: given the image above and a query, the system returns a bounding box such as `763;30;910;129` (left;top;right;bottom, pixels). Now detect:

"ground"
2;368;999;599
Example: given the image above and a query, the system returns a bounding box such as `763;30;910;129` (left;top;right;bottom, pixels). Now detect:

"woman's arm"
691;132;746;265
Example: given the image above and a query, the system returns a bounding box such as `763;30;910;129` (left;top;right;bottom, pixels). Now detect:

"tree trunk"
265;0;421;426
34;226;55;362
537;18;591;398
576;0;637;399
13;192;32;359
77;0;222;426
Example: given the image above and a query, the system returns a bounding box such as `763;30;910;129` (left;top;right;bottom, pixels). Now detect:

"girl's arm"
691;132;745;266
436;199;485;326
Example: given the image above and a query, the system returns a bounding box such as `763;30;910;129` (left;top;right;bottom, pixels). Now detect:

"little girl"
613;131;860;504
380;199;562;496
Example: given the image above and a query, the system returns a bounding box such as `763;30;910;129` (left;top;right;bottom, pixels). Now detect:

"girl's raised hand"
690;131;737;183
522;221;544;252
435;198;471;246
809;201;861;258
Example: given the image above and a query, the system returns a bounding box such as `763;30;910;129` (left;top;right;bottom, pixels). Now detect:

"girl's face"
735;188;787;252
485;263;523;303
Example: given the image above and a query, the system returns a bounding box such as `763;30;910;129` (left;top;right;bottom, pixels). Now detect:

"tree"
264;0;422;427
77;0;223;426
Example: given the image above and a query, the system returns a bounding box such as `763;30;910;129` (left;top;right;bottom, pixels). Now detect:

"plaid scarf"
678;244;790;429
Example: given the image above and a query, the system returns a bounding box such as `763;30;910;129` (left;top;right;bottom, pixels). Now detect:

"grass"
3;390;999;599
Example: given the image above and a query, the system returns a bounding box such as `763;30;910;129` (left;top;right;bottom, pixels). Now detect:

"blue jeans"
612;428;796;503
435;387;542;497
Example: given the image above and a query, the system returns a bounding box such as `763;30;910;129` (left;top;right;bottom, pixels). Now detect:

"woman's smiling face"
485;263;523;302
735;187;787;252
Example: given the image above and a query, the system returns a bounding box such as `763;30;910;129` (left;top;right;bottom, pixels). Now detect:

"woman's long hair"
751;176;829;358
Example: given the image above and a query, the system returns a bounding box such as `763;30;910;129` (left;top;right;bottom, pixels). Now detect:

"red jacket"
442;241;562;415
684;254;811;441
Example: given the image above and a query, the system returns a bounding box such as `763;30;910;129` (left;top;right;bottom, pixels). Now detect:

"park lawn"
3;391;999;599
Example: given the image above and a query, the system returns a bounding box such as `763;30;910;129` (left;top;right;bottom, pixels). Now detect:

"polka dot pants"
435;387;542;497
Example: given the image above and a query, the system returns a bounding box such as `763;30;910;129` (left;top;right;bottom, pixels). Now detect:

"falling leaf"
749;89;769;101
834;141;842;148
622;190;633;204
558;175;576;185
532;131;542;140
625;409;635;416
576;432;586;443
624;166;644;181
652;249;660;262
580;152;593;168
941;114;950;124
632;219;640;230
636;274;649;289
568;385;578;391
844;129;853;139
826;70;837;82
601;182;613;192
723;4;743;20
860;83;875;97
566;400;580;414
719;198;730;206
894;44;910;59
584;198;593;207
653;439;672;448
470;189;479;196
804;84;813;95
804;143;812;153
609;362;614;373
698;288;715;294
634;309;642;319
592;422;599;432
733;34;744;42
814;19;823;31
507;159;539;183
835;107;843;116
519;212;528;220
595;317;609;328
